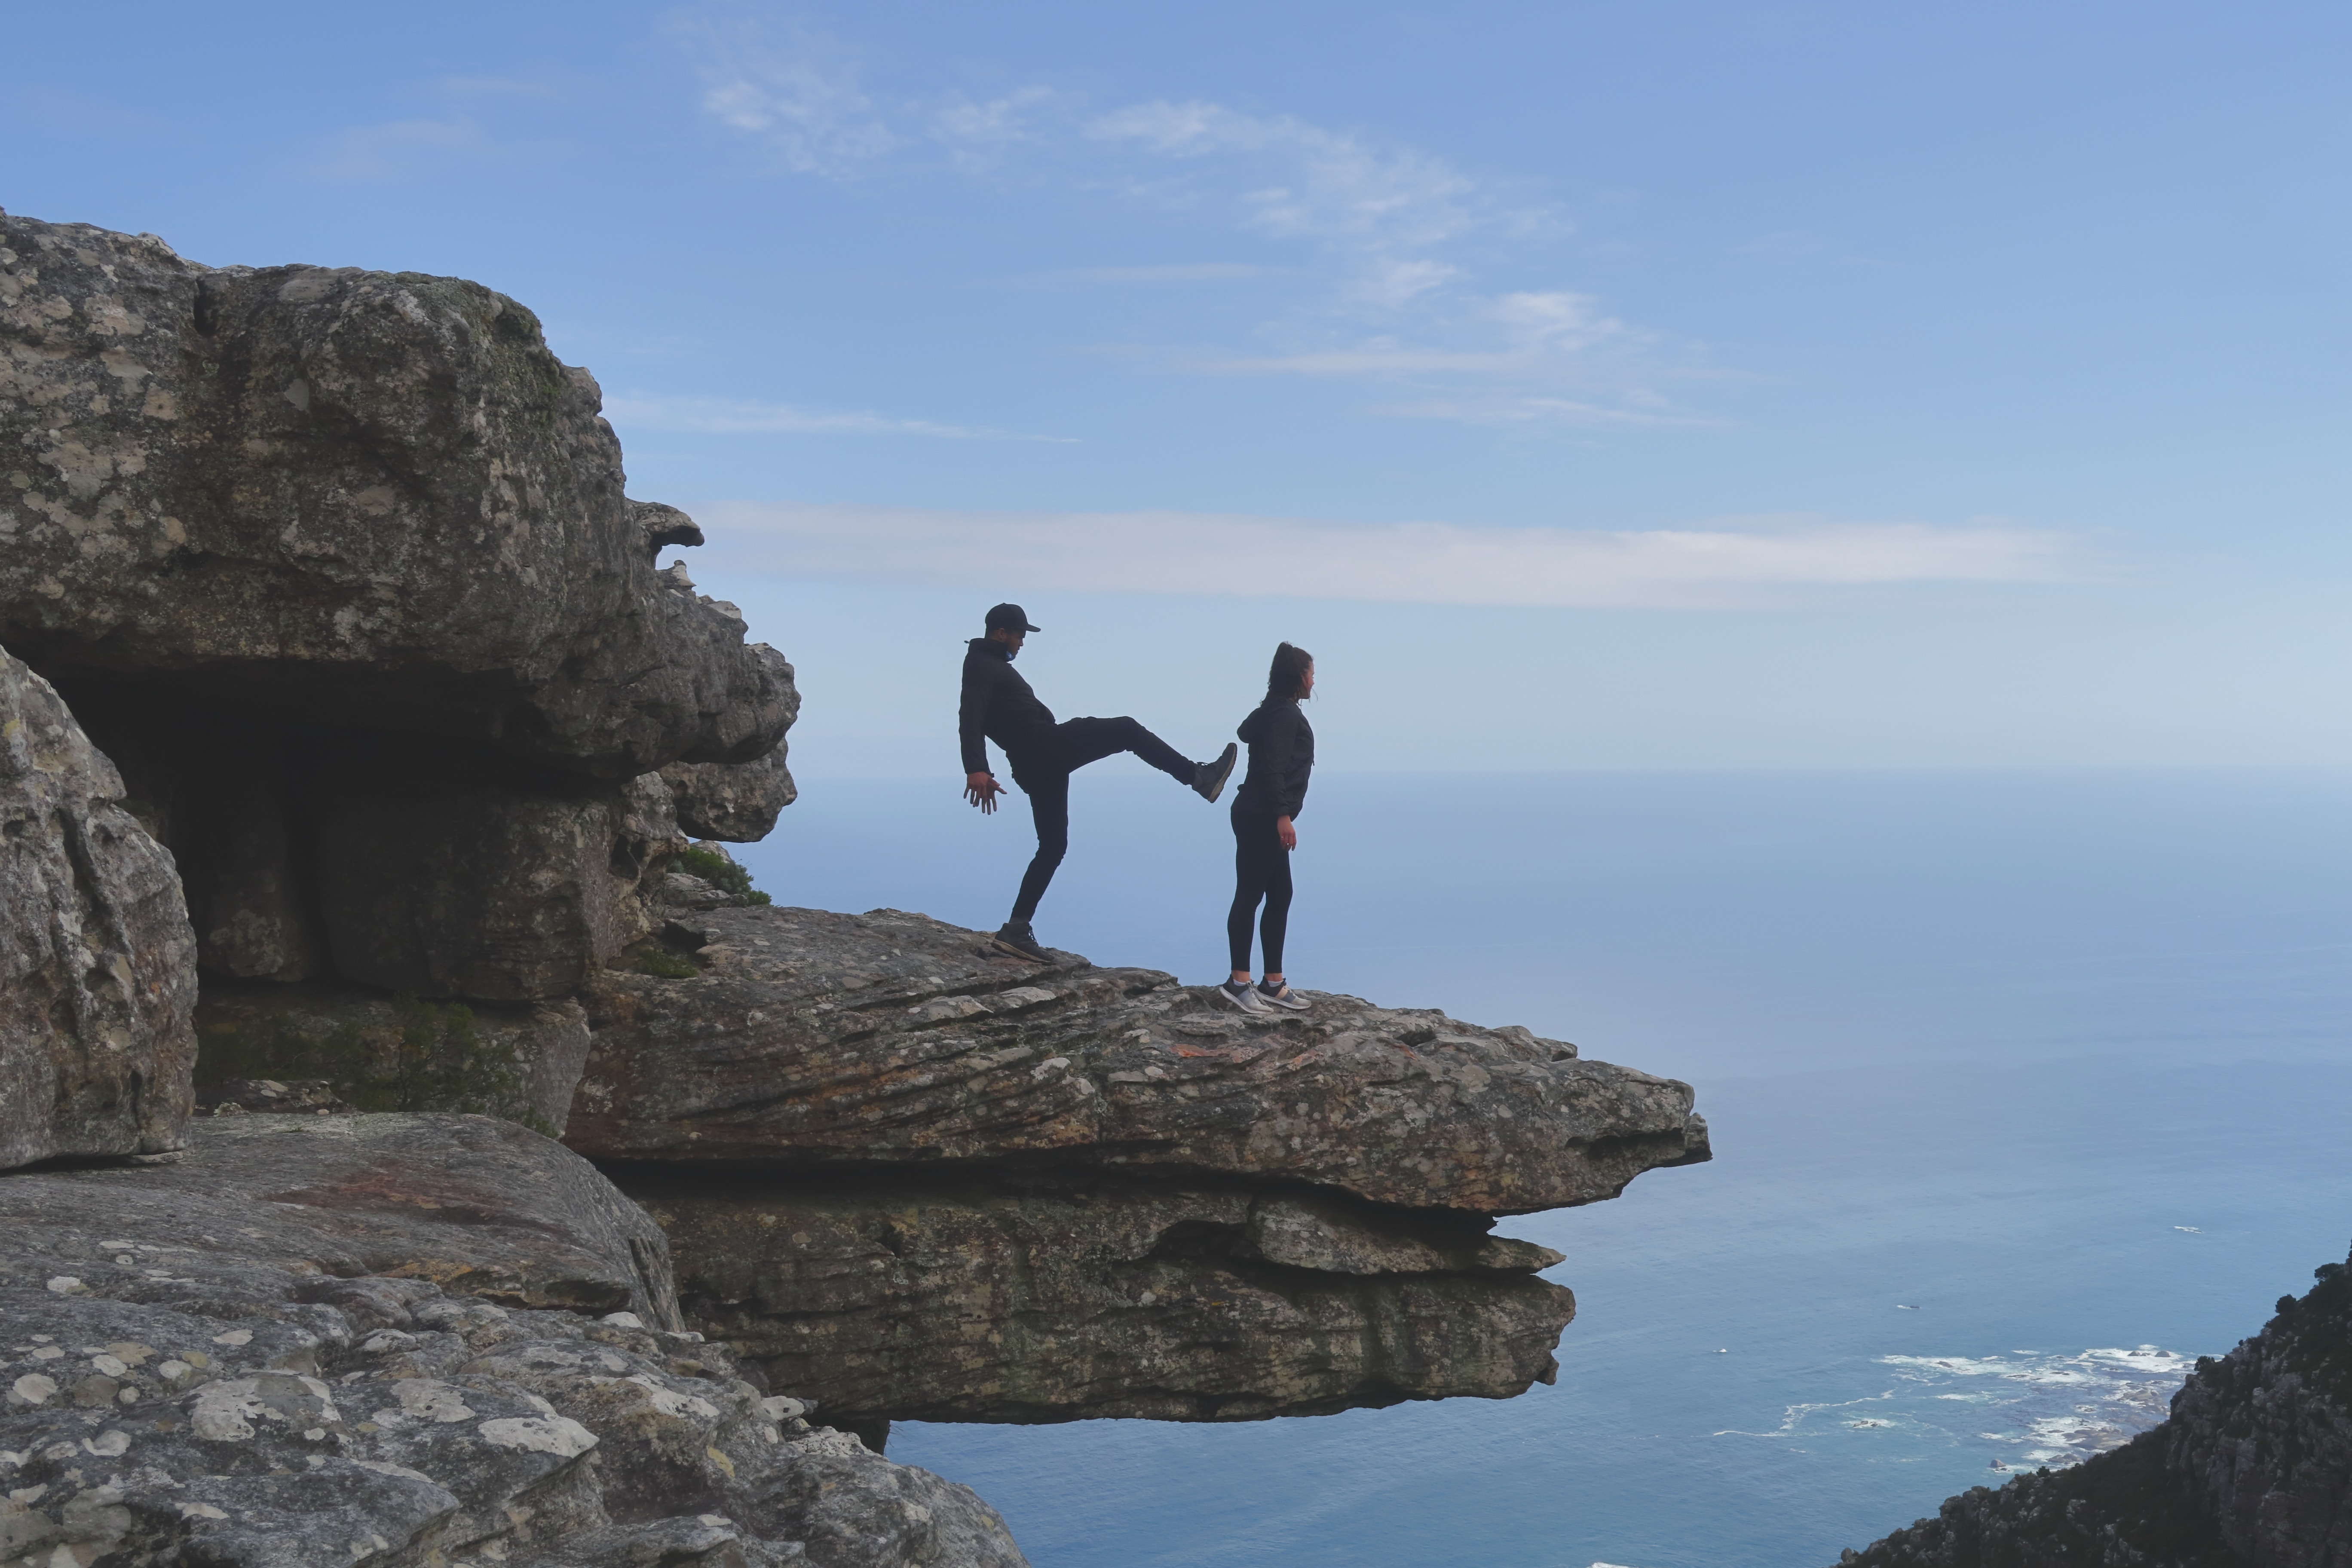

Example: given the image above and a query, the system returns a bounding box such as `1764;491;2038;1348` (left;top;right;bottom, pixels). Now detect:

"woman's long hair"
1267;642;1314;700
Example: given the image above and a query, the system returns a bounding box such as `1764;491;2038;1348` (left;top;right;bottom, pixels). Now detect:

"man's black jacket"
1233;696;1313;819
959;637;1057;775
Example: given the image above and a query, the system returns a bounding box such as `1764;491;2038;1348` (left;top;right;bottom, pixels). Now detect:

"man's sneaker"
1256;980;1311;1012
1194;743;1239;802
1217;978;1269;1014
993;922;1050;963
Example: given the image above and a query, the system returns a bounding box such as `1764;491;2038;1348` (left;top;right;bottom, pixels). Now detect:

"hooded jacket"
959;637;1057;774
1233;696;1313;819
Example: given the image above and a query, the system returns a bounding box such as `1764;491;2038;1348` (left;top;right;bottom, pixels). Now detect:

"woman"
1220;643;1315;1014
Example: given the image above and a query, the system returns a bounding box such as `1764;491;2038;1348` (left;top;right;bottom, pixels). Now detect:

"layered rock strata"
626;1167;1574;1425
575;893;1706;1424
0;645;194;1167
568;902;1709;1214
1838;1246;2352;1568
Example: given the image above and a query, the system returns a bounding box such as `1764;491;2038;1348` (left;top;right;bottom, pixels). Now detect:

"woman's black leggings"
1227;806;1293;974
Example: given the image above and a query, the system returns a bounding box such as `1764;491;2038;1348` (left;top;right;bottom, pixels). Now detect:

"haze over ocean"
738;766;2352;1565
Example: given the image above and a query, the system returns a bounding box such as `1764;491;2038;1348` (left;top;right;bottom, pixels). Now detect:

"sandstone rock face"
0;1114;678;1328
626;1169;1574;1425
663;646;801;844
0;212;790;780
567;905;1709;1215
315;770;686;1002
1837;1247;2352;1568
0;1275;1025;1568
0;645;196;1170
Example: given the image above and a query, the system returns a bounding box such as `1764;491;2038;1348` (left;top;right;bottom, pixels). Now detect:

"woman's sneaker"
1194;744;1239;802
1217;978;1269;1013
1256;980;1311;1012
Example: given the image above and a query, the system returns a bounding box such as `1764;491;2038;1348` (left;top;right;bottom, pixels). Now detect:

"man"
962;603;1237;962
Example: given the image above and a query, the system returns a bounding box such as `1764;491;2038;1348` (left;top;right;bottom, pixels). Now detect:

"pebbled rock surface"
1837;1246;2352;1568
567;903;1709;1215
0;1272;1025;1568
0;644;195;1170
0;1114;678;1330
624;1168;1574;1425
0;211;790;780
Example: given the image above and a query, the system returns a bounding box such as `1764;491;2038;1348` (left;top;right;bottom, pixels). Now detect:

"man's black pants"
1227;805;1293;974
1008;717;1194;922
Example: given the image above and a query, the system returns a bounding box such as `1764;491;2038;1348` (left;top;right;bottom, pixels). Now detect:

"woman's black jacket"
1233;697;1313;819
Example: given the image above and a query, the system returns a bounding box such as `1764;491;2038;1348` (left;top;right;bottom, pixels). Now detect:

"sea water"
732;769;2352;1567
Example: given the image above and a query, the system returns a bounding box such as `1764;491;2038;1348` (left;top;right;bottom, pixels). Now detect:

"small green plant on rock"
677;844;771;905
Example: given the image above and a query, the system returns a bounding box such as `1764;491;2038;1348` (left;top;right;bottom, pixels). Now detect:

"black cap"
985;603;1042;633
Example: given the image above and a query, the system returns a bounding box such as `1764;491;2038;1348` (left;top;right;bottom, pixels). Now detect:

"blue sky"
12;1;2348;772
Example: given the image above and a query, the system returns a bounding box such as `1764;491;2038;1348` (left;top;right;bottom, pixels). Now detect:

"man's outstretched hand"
966;772;1004;814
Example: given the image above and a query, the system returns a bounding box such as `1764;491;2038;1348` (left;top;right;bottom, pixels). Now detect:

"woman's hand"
966;772;1003;814
1276;815;1296;850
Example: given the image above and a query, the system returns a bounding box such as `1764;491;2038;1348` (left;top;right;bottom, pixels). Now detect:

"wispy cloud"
664;19;1711;429
603;394;1070;442
1058;263;1277;284
310;77;571;181
668;14;897;176
695;501;2082;609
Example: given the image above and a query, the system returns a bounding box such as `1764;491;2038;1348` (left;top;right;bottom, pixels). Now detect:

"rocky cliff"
1;208;1712;1565
1837;1246;2352;1568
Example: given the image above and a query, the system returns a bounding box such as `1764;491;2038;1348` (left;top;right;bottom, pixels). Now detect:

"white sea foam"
1716;1344;2198;1471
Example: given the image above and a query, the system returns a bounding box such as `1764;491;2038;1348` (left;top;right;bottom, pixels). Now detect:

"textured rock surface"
0;1273;1025;1568
0;644;196;1170
0;1114;678;1329
568;903;1709;1214
625;1168;1573;1424
663;646;801;843
1838;1246;2352;1568
0;211;790;780
196;981;593;1133
314;769;686;1001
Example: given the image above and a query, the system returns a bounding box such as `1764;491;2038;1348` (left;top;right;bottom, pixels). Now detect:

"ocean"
733;768;2352;1567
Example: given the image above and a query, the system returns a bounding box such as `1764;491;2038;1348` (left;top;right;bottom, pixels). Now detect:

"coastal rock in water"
0;1274;1024;1568
567;905;1708;1215
0;1113;679;1328
195;980;593;1133
626;1169;1574;1424
0;645;196;1169
0;211;790;779
1836;1245;2352;1568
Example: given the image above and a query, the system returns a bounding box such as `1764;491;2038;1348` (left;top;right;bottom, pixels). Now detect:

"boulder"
0;644;195;1169
0;211;790;780
663;646;801;844
0;1274;1025;1568
0;1113;678;1328
567;905;1709;1215
625;1168;1575;1425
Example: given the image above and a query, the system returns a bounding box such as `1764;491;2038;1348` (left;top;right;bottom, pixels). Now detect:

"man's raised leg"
1054;717;1236;798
